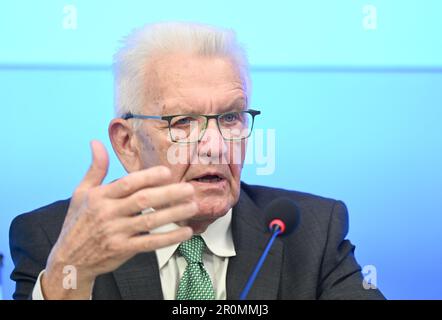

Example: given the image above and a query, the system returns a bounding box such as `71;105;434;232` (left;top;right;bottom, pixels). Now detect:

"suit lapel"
112;252;164;300
227;189;284;300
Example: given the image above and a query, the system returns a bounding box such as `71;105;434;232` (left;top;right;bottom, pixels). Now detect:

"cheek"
228;140;246;178
226;164;241;209
158;143;191;182
137;134;159;168
139;130;189;176
227;141;244;202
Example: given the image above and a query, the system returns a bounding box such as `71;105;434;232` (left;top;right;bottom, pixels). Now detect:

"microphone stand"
239;225;281;300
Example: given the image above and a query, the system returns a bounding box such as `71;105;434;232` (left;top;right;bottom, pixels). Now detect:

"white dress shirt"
32;208;235;300
153;208;235;299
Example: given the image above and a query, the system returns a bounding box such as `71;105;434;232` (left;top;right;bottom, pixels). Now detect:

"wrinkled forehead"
144;53;248;115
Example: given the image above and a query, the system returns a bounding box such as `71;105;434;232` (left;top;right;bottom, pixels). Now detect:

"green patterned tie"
176;235;216;300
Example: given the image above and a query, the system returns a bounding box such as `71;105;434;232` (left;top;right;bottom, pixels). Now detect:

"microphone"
239;197;300;300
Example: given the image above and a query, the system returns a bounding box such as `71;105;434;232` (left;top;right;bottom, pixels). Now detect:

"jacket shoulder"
10;199;70;245
239;181;346;233
240;181;339;210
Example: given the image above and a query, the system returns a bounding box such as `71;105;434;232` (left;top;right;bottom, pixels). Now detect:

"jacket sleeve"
9;214;52;300
317;201;386;300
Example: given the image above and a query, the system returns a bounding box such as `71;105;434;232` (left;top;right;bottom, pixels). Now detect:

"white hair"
113;21;251;117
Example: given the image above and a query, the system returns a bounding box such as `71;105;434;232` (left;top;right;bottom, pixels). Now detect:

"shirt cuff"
32;269;46;300
31;269;93;300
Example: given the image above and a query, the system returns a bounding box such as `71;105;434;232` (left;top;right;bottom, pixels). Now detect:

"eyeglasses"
122;109;261;143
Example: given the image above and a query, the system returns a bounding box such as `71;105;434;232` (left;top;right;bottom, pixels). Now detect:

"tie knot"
178;235;206;264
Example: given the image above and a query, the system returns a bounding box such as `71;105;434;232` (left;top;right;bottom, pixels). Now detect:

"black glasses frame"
122;109;261;143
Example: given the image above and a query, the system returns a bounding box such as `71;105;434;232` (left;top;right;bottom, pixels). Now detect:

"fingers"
112;182;195;216
120;202;198;235
102;165;172;198
127;226;193;253
78;140;109;190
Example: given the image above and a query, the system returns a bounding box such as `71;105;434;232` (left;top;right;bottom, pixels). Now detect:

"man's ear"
108;118;143;172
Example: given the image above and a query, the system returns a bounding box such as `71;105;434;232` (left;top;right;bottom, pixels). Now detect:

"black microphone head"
264;197;300;236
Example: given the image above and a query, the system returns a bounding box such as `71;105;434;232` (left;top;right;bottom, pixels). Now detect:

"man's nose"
198;118;228;160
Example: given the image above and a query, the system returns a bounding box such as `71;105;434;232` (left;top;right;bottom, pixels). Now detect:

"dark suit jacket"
9;182;385;300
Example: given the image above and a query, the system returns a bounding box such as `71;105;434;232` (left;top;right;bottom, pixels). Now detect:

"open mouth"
193;174;225;183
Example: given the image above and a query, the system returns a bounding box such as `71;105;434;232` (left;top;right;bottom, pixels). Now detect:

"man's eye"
221;112;240;123
172;117;194;126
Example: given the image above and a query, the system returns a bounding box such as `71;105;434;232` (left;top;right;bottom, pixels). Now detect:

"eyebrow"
164;97;247;115
220;97;247;113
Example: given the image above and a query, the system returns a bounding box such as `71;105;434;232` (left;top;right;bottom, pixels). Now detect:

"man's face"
134;54;248;228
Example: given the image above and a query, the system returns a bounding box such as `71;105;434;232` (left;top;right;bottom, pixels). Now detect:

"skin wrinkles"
110;53;249;234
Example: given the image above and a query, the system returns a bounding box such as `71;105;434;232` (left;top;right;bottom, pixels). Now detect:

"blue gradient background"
1;0;441;299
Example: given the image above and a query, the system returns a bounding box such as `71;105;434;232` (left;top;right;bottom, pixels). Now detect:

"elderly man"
9;22;384;300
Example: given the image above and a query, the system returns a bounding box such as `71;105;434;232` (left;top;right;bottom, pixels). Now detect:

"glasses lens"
219;111;253;140
169;115;206;143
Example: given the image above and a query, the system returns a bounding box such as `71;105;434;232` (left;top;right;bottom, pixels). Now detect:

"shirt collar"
145;208;236;270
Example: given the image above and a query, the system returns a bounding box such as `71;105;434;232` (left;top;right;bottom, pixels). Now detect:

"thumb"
78;140;109;189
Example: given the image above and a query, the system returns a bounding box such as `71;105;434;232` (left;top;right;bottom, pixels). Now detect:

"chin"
194;196;232;221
